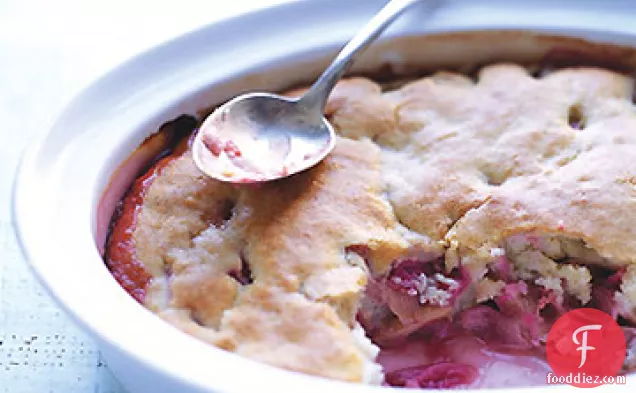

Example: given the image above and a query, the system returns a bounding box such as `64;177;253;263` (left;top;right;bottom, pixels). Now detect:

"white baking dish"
12;0;636;392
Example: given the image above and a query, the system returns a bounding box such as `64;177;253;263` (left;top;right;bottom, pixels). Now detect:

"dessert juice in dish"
103;61;636;388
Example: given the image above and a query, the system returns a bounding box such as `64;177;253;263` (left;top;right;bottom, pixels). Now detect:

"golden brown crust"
129;63;636;382
443;66;636;272
137;138;406;382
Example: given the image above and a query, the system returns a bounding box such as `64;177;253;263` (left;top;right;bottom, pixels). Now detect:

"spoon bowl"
193;0;421;183
193;92;335;183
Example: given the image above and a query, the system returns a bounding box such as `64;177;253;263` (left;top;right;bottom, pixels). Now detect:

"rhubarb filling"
356;233;636;388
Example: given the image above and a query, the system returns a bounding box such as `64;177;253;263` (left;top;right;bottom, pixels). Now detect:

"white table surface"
0;1;294;391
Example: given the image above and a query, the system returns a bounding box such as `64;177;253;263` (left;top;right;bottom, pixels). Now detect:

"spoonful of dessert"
193;0;421;183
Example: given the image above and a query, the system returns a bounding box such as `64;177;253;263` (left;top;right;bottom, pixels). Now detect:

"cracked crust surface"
109;63;636;383
137;137;404;382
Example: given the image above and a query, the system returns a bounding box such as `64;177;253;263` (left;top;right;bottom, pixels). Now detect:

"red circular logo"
546;308;626;388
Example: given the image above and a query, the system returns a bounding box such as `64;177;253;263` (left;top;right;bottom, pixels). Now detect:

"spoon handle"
300;0;422;111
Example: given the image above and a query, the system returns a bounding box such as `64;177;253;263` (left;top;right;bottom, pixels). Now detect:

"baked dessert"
104;63;636;388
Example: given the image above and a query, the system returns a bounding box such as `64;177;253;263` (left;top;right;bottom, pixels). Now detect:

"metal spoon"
193;0;421;183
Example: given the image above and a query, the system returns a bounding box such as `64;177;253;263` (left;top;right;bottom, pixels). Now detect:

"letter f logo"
572;324;602;368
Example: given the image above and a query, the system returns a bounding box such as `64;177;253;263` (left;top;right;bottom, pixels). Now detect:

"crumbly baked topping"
106;63;636;385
